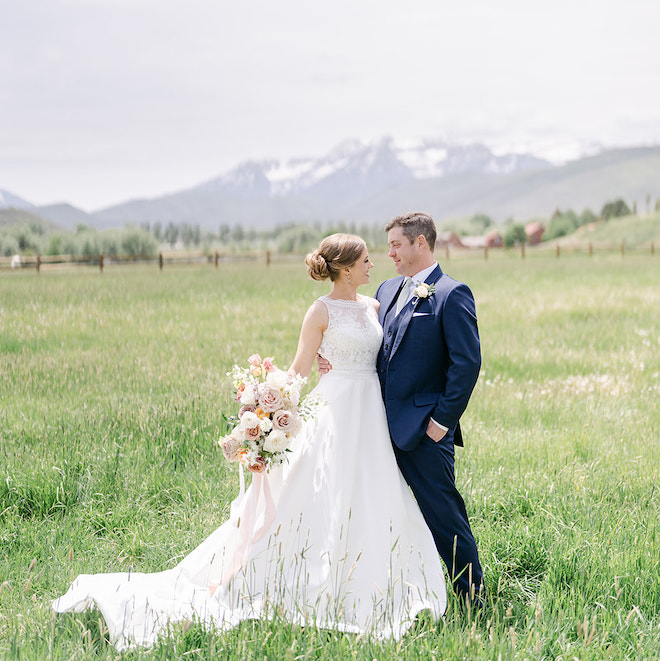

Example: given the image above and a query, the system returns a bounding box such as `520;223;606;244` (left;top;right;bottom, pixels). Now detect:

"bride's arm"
288;300;328;378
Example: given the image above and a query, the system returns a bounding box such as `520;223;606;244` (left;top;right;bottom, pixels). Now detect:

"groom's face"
387;227;425;277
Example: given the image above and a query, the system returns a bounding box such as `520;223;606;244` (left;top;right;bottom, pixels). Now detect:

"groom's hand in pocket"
425;419;447;442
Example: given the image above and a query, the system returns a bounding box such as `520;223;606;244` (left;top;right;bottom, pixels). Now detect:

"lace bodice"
317;295;383;372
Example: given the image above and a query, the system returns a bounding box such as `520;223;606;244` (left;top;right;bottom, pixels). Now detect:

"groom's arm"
431;284;481;429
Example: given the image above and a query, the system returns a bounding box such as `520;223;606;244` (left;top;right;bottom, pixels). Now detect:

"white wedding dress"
53;295;447;650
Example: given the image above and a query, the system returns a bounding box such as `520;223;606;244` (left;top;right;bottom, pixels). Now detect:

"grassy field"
1;251;659;659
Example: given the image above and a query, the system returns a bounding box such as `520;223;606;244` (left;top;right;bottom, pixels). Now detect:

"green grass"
1;252;659;659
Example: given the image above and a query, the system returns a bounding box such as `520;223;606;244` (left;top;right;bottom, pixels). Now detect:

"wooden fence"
444;241;656;261
0;250;274;272
0;242;657;272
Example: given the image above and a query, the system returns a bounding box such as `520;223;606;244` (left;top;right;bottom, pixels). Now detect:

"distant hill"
555;210;660;249
0;207;62;232
35;203;95;231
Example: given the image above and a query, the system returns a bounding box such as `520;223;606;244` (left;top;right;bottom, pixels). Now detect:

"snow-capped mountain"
12;136;657;232
0;189;35;209
197;137;551;200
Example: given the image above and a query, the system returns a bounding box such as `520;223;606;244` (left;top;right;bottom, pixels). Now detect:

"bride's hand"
316;354;332;375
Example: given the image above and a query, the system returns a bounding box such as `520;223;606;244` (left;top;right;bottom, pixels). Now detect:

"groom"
375;211;483;603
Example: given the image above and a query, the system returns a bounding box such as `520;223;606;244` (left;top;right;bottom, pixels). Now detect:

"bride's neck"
329;281;358;301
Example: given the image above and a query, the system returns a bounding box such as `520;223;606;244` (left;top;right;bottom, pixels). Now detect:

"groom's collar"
409;262;439;284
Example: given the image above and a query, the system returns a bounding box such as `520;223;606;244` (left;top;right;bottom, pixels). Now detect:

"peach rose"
247;457;267;473
235;383;245;402
254;406;267;419
243;425;261;441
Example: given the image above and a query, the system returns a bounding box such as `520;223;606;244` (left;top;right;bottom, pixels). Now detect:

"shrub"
503;223;527;248
601;198;631;220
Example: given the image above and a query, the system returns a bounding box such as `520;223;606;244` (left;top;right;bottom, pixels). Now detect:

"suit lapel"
389;265;443;360
379;277;406;326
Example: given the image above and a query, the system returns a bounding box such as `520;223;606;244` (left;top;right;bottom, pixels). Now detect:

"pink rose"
248;354;262;367
243;425;261;441
220;436;242;462
239;404;256;417
262;357;276;373
258;387;285;413
271;409;299;434
247;457;267;473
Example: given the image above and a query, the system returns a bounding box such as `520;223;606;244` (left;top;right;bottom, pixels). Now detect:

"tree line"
0;196;656;258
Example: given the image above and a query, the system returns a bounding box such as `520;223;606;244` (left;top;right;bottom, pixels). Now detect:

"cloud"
1;0;659;209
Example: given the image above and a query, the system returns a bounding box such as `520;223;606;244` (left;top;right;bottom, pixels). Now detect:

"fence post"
521;243;525;259
620;242;625;257
652;242;655;256
159;253;163;270
556;245;560;259
36;253;41;274
99;252;104;273
484;246;488;261
266;250;271;267
215;251;219;267
589;243;593;257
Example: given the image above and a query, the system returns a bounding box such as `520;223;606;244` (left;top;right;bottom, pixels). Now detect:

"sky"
2;0;660;211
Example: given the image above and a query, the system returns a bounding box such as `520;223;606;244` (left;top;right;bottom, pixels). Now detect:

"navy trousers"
393;433;483;601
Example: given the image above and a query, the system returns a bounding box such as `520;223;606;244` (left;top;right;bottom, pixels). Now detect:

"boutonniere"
413;282;435;299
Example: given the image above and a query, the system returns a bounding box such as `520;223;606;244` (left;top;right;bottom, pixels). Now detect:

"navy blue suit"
376;264;483;599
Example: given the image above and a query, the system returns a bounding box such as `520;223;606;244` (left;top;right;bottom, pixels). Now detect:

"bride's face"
347;248;374;287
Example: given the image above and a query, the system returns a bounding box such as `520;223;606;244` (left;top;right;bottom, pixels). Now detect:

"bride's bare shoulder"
304;298;329;328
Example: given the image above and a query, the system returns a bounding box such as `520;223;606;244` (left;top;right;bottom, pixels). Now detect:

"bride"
53;234;447;650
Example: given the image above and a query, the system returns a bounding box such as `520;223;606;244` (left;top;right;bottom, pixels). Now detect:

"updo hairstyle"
305;233;367;282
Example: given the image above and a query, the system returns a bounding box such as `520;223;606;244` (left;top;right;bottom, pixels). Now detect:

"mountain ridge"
3;140;659;230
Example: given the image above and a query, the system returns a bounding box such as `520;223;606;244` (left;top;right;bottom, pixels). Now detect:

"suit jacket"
375;264;481;451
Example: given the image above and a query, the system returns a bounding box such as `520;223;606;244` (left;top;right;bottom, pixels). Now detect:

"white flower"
263;429;288;453
413;282;435;299
246;448;259;464
240;387;257;406
240;411;260;428
260;418;273;433
284;387;300;407
266;369;288;390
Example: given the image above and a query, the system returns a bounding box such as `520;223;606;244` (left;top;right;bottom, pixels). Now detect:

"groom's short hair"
385;212;437;251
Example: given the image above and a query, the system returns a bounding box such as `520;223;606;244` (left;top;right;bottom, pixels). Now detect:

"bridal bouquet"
219;354;315;473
